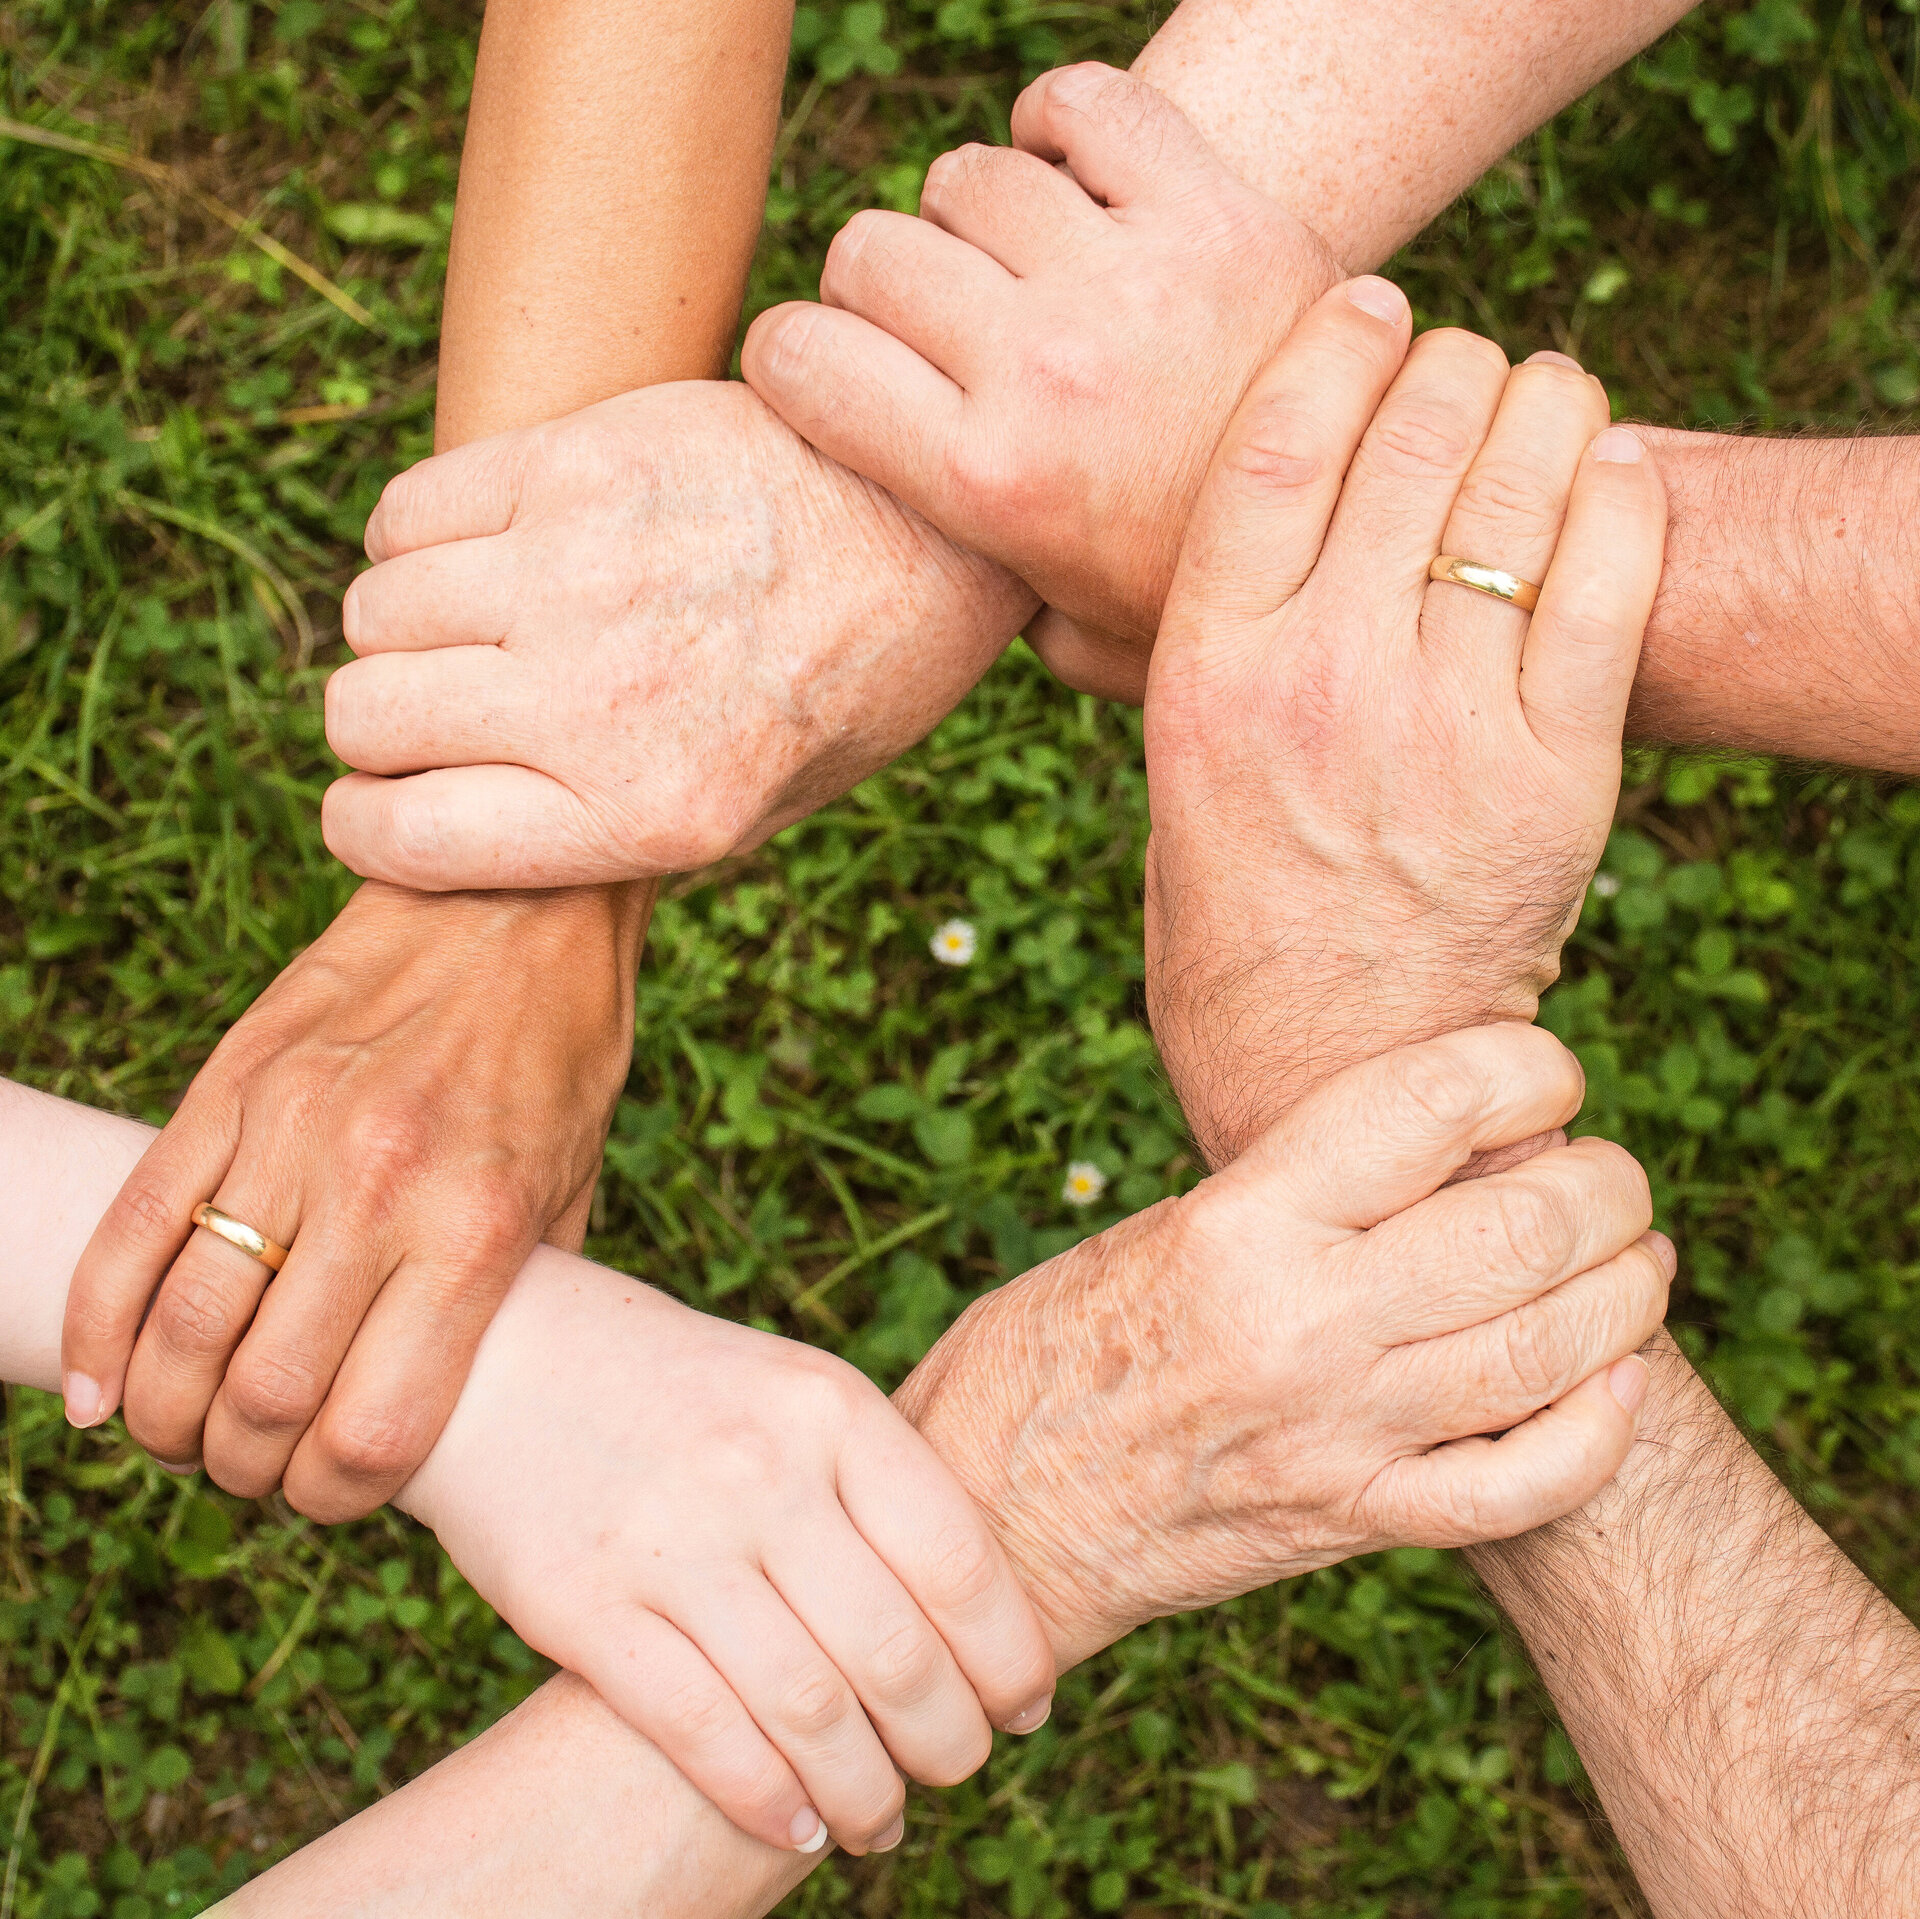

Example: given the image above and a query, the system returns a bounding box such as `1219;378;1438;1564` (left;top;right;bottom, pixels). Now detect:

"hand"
742;63;1336;701
320;380;1036;890
399;1252;1057;1858
897;1023;1671;1666
1137;280;1666;1166
60;880;646;1519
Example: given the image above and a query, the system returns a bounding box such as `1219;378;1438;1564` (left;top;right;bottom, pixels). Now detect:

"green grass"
4;1;1920;1913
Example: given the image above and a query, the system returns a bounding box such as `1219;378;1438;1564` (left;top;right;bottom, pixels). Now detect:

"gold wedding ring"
191;1202;289;1273
1429;555;1541;613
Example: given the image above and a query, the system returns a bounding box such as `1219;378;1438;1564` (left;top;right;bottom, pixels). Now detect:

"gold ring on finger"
1428;554;1541;614
191;1202;289;1273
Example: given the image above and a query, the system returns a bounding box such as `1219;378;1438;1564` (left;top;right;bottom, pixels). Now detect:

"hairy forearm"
1141;6;1920;776
1469;1331;1920;1916
436;0;794;445
1630;429;1920;773
1135;0;1694;271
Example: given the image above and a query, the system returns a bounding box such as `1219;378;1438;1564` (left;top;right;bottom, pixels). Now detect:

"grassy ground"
4;1;1920;1914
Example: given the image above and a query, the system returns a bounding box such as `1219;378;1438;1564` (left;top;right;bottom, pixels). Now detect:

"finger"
1370;1354;1651;1548
1234;1024;1589;1232
276;1213;533;1524
341;536;518;656
1424;352;1611;700
1521;424;1668;761
566;1609;828;1855
1025;608;1149;704
121;1155;301;1468
762;1515;990;1789
742;302;968;522
838;1418;1056;1738
1311;327;1510;649
325;647;526;775
1009;62;1220;209
321;766;637;891
917;142;1108;273
674;1573;907;1853
1361;1136;1652;1339
1389;1231;1674;1440
361;434;529;562
818;207;1015;373
201;1208;405;1506
62;1096;240;1430
1157;277;1413;638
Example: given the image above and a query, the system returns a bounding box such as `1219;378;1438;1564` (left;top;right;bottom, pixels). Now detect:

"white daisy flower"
930;918;978;966
1061;1161;1108;1208
1592;872;1622;898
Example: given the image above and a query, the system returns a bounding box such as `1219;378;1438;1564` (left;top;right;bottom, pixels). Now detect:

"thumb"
1379;1357;1649;1548
1010;64;1219;208
1026;608;1150;704
1156;277;1411;647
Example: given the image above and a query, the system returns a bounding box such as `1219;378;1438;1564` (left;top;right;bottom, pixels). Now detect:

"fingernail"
1527;349;1584;371
1592;426;1645;464
155;1457;200;1478
870;1815;905;1854
1003;1695;1053;1735
61;1373;107;1429
1608;1356;1649;1415
1647;1230;1678;1279
1344;275;1408;325
790;1809;829;1853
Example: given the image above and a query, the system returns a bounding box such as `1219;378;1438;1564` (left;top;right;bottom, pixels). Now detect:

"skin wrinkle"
1469;1335;1920;1916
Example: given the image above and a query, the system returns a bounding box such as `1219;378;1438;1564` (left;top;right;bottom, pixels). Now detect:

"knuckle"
703;1422;786;1497
382;782;452;876
822;209;888;291
922;143;997;210
148;1269;246;1364
916;1519;1003;1616
340;1099;436;1186
115;1175;191;1249
1453;454;1555;526
776;1662;853;1743
654;1674;741;1755
863;1617;950;1709
300;1401;425;1494
1365;398;1479;480
221;1350;325;1438
1220;402;1335;498
1499;1302;1566;1403
453;1186;535;1269
1382;1046;1482;1139
1489;1181;1575;1282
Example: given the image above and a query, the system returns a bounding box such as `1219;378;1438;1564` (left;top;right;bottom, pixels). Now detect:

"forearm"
5;1081;811;1917
1629;429;1920;773
219;1673;811;1918
1135;0;1693;271
435;0;793;446
1469;1330;1920;1916
1138;6;1920;775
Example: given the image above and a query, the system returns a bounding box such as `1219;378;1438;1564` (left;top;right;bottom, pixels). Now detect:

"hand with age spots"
319;381;1036;890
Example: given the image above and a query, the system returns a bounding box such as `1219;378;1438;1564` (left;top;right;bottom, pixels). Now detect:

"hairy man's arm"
1470;1332;1920;1916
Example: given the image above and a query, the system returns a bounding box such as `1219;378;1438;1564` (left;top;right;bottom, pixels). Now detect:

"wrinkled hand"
897;1024;1670;1666
61;880;645;1519
321;380;1035;890
401;1253;1055;1858
744;63;1336;701
1138;280;1666;1166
